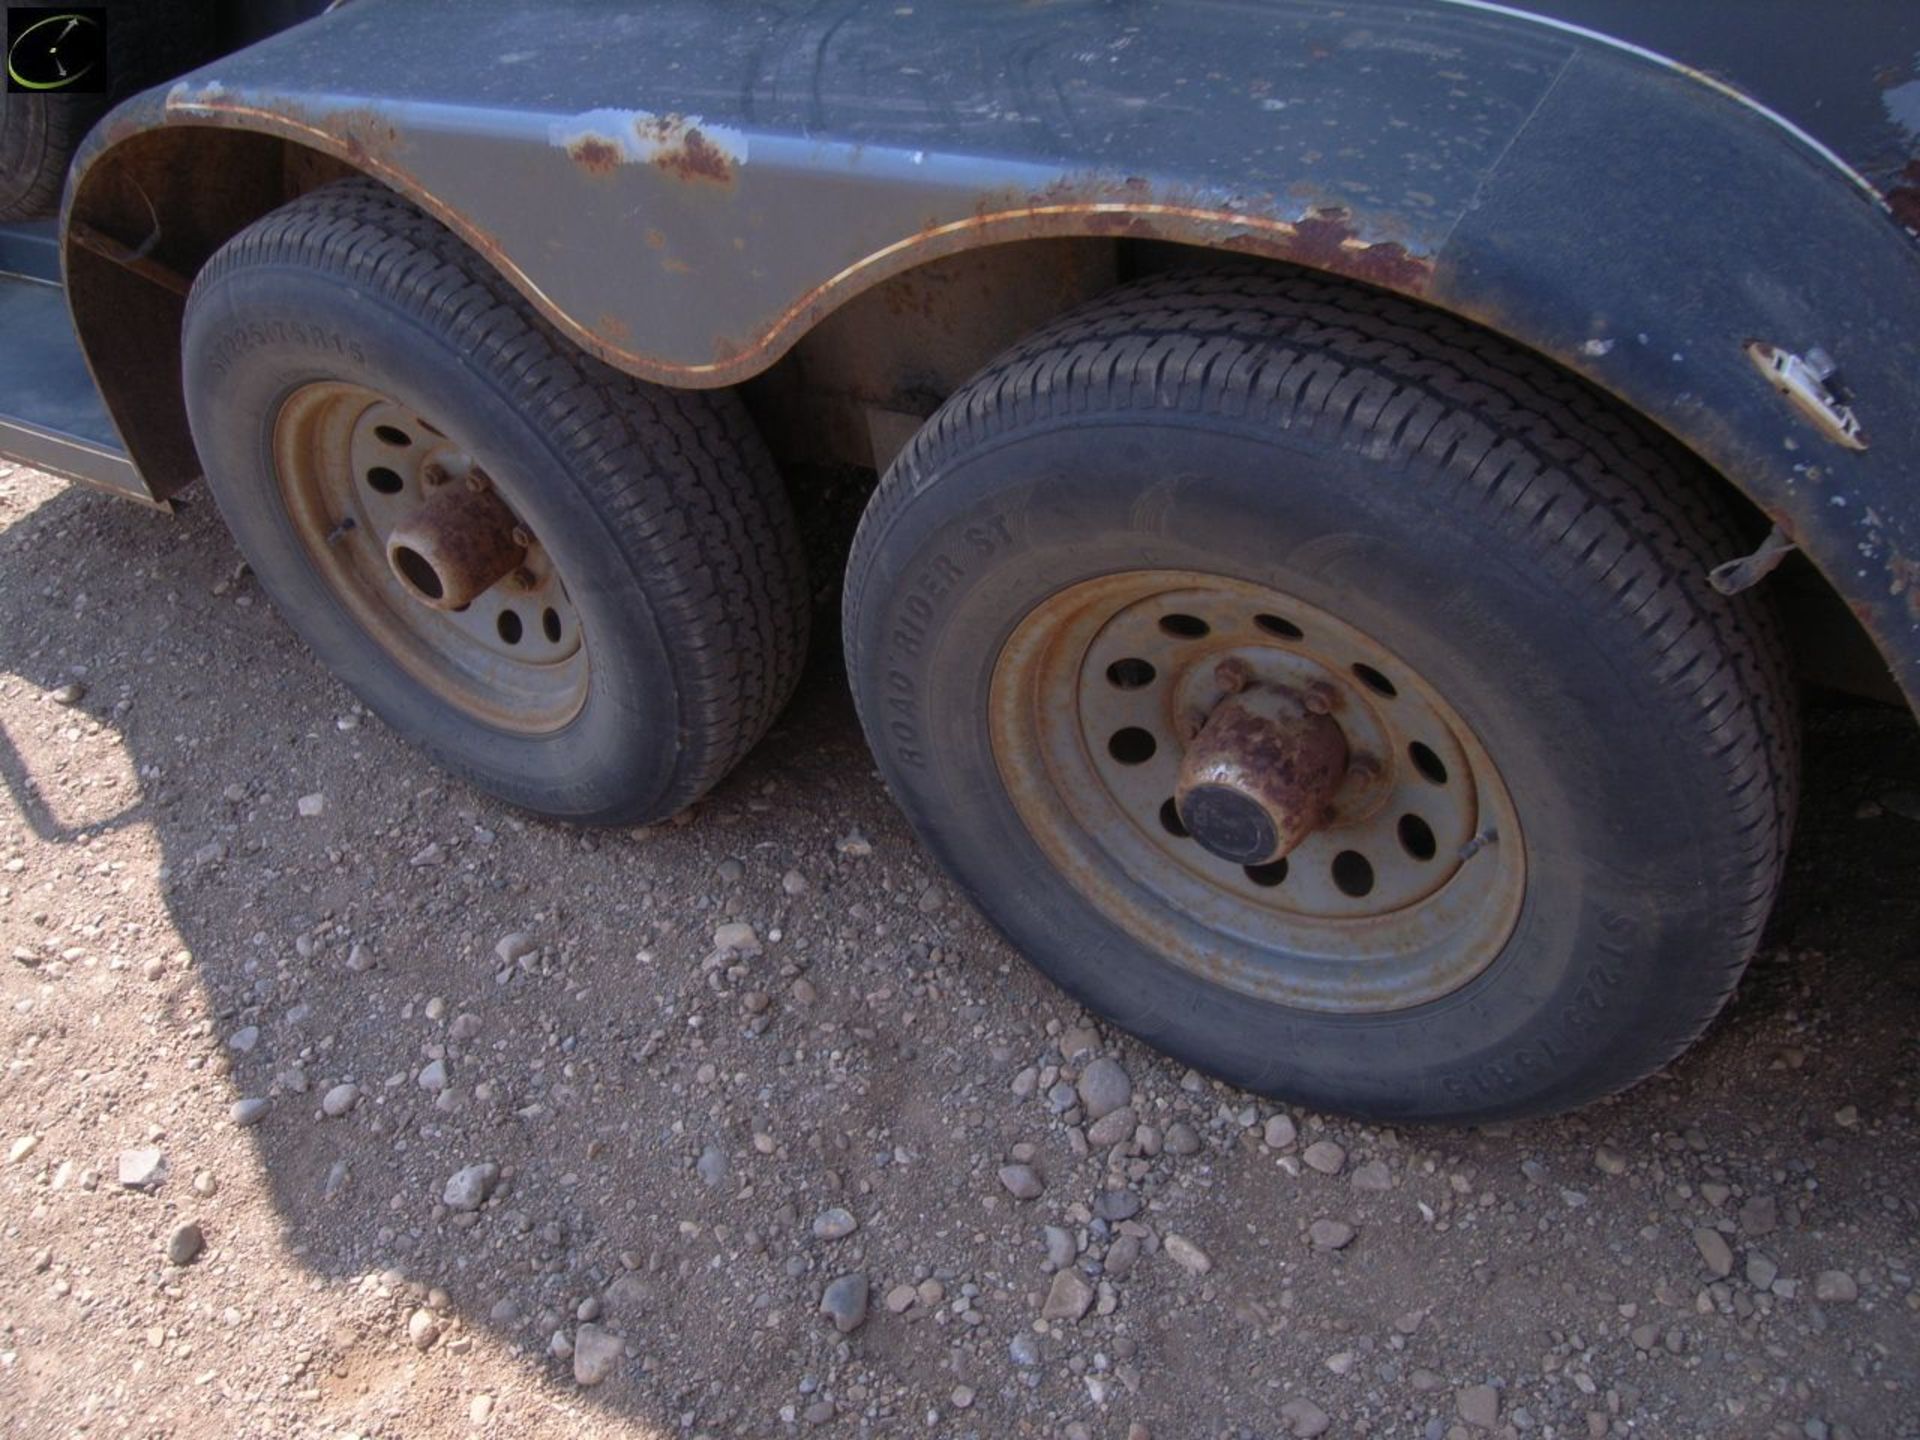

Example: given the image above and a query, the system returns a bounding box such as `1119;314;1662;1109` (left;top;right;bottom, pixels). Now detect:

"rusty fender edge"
57;0;1920;717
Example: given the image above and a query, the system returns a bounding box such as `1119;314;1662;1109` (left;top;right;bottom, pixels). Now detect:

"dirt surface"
1;458;1917;1440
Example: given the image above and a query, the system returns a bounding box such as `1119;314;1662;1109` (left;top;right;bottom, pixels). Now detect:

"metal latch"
1746;342;1867;451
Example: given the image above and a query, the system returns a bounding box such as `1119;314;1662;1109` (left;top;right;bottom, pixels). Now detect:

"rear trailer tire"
182;180;808;824
843;270;1797;1123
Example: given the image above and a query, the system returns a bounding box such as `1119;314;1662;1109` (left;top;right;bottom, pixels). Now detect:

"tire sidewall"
183;262;683;820
852;416;1731;1121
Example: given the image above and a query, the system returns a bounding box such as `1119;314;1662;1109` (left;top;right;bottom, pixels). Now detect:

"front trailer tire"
182;180;808;824
844;271;1797;1123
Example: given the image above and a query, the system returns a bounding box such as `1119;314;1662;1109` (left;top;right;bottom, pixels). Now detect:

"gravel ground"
1;458;1917;1440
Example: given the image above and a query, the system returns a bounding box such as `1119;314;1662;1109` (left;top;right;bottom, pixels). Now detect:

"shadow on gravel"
3;478;1917;1438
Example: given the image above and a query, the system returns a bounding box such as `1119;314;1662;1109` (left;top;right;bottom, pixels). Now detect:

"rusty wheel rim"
273;382;588;733
989;571;1525;1014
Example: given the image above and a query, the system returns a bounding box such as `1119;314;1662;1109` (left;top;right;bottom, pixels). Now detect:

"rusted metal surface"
1893;552;1920;622
42;0;1920;716
635;115;736;187
565;134;621;178
987;568;1525;1015
383;478;525;612
64;221;191;298
551;110;742;186
1175;682;1350;867
1886;160;1920;233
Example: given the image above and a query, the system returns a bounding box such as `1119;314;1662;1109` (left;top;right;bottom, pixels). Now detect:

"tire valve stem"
1458;826;1499;863
323;516;357;547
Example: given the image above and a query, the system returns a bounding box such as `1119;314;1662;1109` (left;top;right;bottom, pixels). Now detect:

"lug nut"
1213;657;1255;693
1302;681;1339;716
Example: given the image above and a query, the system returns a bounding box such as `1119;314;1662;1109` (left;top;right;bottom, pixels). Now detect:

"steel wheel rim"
989;570;1525;1014
273;382;588;734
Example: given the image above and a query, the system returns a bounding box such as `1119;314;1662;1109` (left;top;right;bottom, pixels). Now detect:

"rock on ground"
820;1274;869;1334
1457;1383;1500;1429
165;1222;204;1266
443;1163;500;1212
117;1149;166;1190
1693;1226;1735;1278
1163;1234;1212;1274
572;1324;624;1385
1075;1058;1132;1120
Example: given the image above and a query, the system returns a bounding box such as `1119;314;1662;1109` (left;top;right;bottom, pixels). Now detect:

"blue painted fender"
62;0;1920;710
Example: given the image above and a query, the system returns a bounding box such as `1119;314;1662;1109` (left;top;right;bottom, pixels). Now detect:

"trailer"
4;0;1918;1121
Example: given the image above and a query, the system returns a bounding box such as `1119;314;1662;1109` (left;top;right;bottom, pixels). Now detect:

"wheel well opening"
65;125;360;500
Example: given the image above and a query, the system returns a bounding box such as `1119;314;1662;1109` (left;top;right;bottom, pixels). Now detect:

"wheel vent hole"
497;610;524;645
1332;850;1375;897
391;546;443;601
1409;741;1449;785
1158;798;1189;838
542;608;563;644
1254;613;1304;640
1398;814;1438;862
1158;613;1210;639
372;425;411;447
1244;858;1289;887
1106;657;1157;689
366;466;404;496
1108;727;1157;765
1351;662;1397;697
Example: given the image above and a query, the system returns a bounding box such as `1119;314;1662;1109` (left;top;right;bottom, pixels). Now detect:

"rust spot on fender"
971;174;1437;295
1886;159;1920;233
548;108;747;186
634;114;735;186
567;134;623;177
592;312;632;345
333;108;401;167
1258;204;1434;292
1892;550;1920;619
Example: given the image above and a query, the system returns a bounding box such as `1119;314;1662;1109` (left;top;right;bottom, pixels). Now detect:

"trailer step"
0;218;61;285
0;222;146;501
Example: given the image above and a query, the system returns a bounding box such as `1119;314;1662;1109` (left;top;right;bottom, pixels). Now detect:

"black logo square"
7;8;108;94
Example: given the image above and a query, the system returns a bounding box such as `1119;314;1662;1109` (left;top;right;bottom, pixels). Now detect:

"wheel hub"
385;474;527;611
988;570;1526;1014
1175;666;1349;866
271;382;588;734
